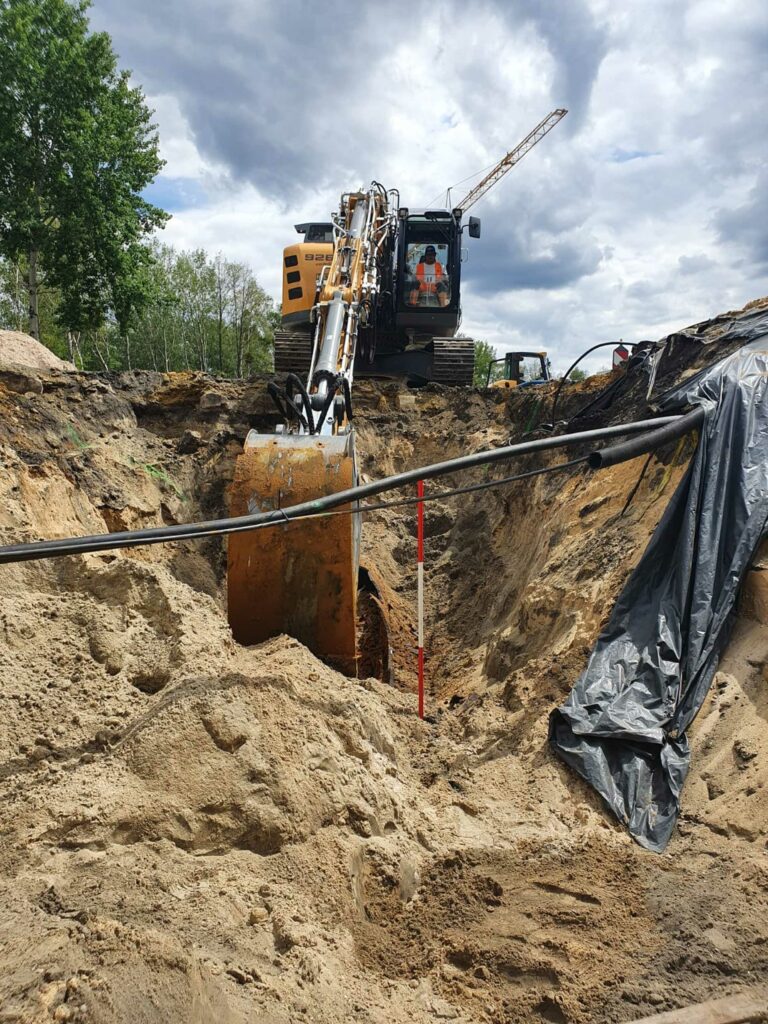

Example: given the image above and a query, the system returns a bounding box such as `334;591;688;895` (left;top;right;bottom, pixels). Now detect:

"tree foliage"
0;0;167;338
126;244;276;375
473;339;503;388
0;243;277;375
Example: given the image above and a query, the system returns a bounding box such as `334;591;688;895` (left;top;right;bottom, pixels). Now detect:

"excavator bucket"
227;431;359;674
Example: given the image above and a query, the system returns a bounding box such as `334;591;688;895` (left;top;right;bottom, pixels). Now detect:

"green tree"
118;243;275;376
0;242;277;375
473;339;503;388
569;367;588;382
0;0;168;340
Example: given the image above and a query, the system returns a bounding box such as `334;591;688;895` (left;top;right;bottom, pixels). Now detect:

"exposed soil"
0;305;767;1023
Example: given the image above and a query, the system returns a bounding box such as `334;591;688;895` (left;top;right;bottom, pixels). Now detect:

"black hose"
313;457;588;518
0;415;684;565
342;377;353;421
620;453;653;517
314;384;338;435
588;406;704;469
286;373;315;434
267;381;309;432
549;341;625;427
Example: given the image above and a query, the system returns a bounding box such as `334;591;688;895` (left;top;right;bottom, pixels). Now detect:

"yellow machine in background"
280;223;334;324
487;351;551;389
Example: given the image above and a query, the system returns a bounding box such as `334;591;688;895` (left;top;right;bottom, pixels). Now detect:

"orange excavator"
227;111;566;671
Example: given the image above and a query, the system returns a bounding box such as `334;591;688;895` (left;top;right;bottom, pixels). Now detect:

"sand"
0;330;75;372
0;317;766;1023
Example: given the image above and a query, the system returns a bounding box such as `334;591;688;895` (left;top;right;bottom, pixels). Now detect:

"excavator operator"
408;245;450;307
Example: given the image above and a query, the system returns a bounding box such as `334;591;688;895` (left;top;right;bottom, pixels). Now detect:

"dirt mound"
0;310;767;1022
0;329;75;371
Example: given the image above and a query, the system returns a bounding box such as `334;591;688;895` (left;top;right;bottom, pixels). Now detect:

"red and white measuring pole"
417;479;425;720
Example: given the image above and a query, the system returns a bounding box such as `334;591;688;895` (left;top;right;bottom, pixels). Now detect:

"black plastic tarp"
549;309;768;851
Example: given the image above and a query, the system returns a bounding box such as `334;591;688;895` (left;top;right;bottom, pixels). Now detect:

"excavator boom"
226;115;566;669
227;184;395;671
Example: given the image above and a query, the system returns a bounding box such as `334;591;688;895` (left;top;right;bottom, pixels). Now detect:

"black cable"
620;454;653;518
549;341;626;427
315;456;588;519
0;415;684;565
286;373;315;434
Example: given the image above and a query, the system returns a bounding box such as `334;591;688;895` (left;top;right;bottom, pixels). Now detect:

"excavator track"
431;337;475;387
273;328;313;376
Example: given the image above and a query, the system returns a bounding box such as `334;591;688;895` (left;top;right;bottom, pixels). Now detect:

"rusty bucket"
227;431;359;674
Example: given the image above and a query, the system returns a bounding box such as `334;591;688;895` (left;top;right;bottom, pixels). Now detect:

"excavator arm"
227;184;396;671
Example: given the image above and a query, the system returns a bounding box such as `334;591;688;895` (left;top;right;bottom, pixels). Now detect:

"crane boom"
456;108;567;214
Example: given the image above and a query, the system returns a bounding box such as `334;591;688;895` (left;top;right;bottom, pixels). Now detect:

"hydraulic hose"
587;406;704;469
267;381;309;432
314;381;339;434
0;415;685;565
286;373;315;434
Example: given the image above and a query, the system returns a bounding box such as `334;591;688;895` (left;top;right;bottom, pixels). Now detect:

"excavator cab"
395;210;462;337
487;351;550;389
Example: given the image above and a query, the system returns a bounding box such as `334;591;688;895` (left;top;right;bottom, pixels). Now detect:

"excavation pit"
0;322;767;1022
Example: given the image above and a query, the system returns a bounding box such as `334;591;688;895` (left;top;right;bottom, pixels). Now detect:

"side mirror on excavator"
467;216;481;239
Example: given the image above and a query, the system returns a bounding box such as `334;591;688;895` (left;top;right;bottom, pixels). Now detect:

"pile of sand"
0;329;75;371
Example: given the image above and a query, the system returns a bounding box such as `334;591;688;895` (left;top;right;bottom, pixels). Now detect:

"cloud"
510;0;608;126
610;149;659;163
677;253;716;276
465;224;603;293
91;0;606;199
715;168;768;268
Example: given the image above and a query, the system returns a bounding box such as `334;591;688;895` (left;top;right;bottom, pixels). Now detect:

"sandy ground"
0;326;766;1023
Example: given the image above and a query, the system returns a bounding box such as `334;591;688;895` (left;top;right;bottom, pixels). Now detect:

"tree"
0;0;168;340
228;260;273;377
116;243;275;377
569;368;588;382
473;339;503;388
0;242;277;375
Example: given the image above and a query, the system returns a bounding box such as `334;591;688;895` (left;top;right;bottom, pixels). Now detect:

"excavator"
227;110;567;671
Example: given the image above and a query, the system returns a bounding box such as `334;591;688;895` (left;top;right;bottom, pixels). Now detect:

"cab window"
405;241;451;307
519;355;545;382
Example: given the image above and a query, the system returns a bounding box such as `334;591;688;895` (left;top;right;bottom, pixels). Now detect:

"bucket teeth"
227;432;359;674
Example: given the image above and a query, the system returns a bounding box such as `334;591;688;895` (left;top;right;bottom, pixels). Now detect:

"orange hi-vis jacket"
415;261;444;293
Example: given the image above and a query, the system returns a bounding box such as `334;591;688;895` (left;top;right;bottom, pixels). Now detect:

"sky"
90;0;768;373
